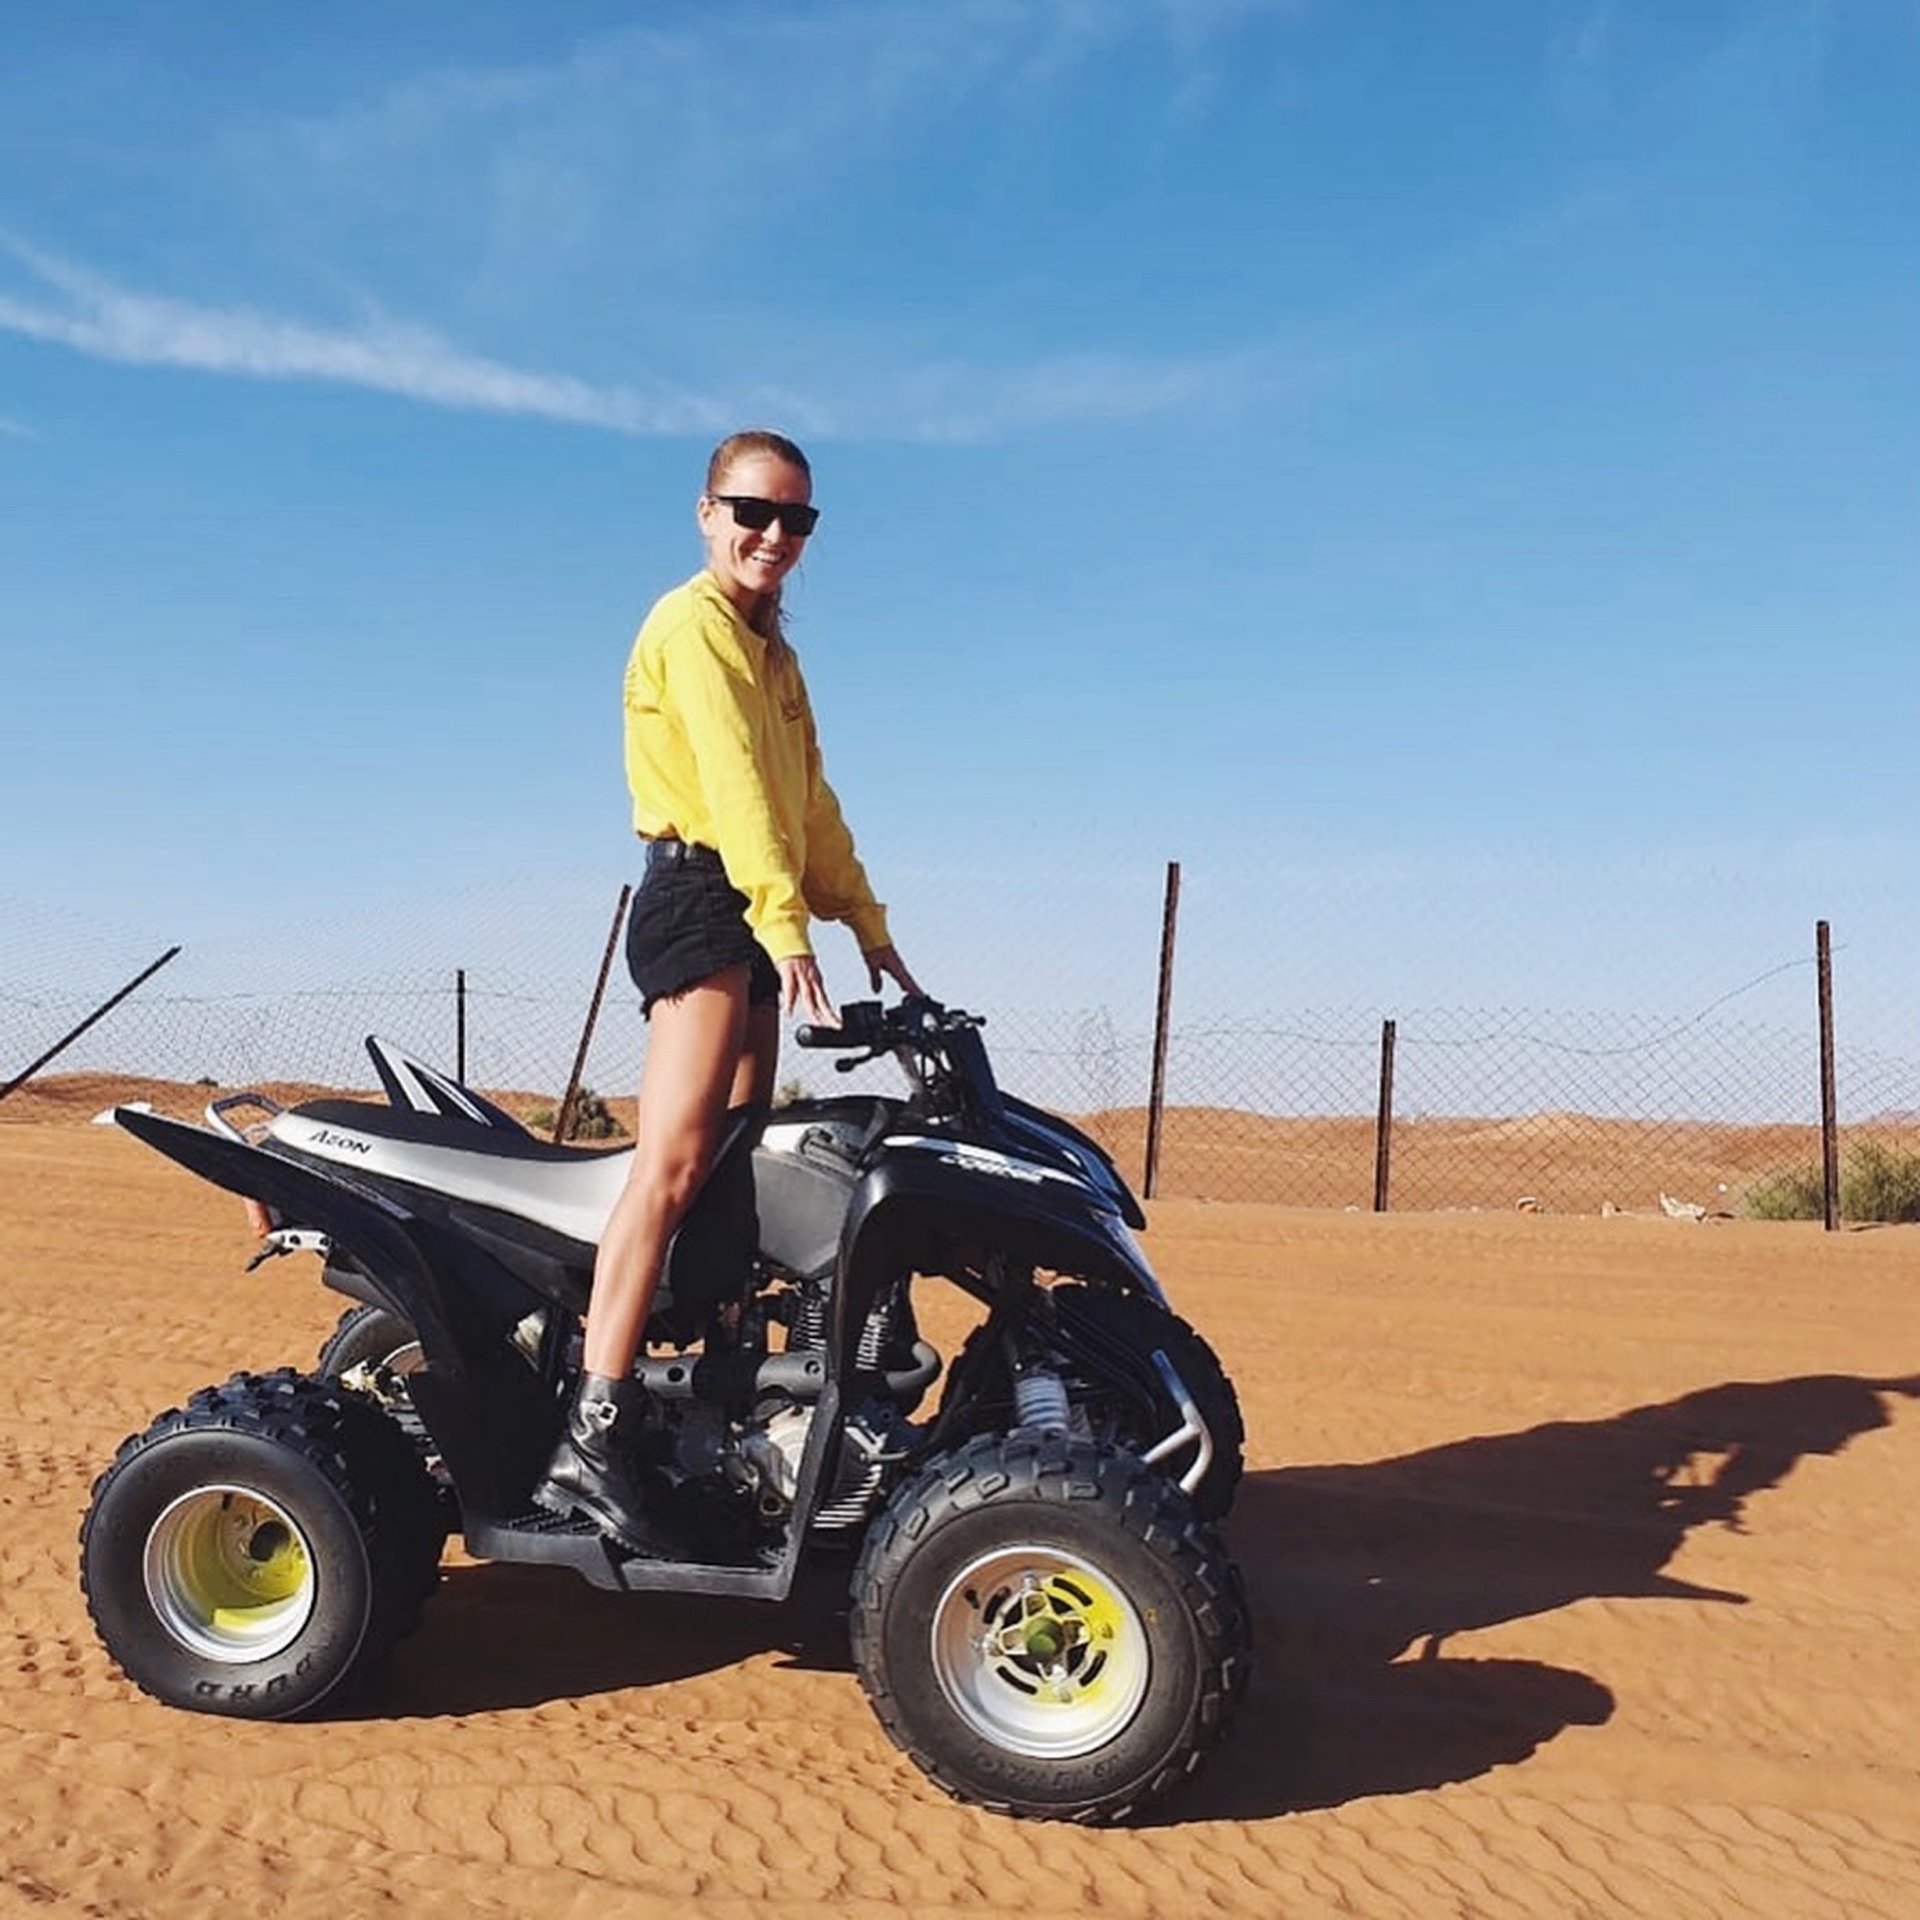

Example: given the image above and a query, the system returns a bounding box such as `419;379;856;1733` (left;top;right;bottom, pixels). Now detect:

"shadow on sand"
361;1371;1917;1822
1166;1368;1920;1822
360;1554;858;1721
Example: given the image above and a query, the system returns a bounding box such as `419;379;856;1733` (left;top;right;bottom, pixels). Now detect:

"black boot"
535;1371;665;1553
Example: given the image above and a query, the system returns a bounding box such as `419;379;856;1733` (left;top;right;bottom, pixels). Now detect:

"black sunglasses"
709;493;820;537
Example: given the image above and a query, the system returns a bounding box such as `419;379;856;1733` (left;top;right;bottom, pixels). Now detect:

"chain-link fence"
1078;1001;1918;1216
4;861;1914;1222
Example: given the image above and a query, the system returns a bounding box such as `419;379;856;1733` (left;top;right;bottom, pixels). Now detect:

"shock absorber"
856;1279;922;1371
1012;1361;1071;1433
787;1284;827;1352
856;1292;897;1370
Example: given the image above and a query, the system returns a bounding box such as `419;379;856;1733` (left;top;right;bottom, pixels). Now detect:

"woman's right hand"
864;943;921;997
779;953;840;1028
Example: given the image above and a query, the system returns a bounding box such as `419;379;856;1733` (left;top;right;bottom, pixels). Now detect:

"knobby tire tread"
848;1430;1252;1824
80;1369;446;1710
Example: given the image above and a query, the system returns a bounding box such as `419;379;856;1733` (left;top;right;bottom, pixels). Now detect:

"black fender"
117;1108;452;1343
113;1107;557;1516
320;1251;401;1317
1000;1092;1147;1229
828;1145;1163;1365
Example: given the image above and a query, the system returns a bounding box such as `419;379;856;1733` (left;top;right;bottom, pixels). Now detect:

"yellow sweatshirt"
622;572;890;963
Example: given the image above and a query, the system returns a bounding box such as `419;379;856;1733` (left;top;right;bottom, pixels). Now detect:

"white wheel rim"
143;1484;317;1663
930;1543;1150;1758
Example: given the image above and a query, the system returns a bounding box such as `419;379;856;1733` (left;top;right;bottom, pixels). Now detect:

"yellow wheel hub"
932;1546;1150;1757
145;1486;318;1662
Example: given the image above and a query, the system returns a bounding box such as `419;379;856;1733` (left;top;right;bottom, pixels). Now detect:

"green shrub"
521;1090;626;1141
566;1088;627;1141
1744;1142;1920;1223
1842;1140;1920;1224
1744;1164;1824;1221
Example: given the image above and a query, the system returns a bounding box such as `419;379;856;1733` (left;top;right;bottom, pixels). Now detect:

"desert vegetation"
1746;1140;1920;1224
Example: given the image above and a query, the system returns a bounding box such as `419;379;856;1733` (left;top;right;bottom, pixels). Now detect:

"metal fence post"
456;968;468;1085
555;883;634;1144
0;945;183;1104
1143;860;1181;1201
1817;919;1840;1231
1373;1017;1397;1212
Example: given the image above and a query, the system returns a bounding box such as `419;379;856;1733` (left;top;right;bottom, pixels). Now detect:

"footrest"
499;1506;598;1538
463;1510;799;1599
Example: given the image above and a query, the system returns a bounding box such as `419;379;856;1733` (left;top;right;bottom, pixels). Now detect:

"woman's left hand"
866;944;922;997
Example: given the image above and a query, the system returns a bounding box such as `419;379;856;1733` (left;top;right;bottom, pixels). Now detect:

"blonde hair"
706;429;813;655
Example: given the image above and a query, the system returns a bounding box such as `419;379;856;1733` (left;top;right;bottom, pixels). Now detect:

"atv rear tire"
79;1370;446;1718
849;1432;1250;1823
316;1302;422;1382
315;1303;434;1459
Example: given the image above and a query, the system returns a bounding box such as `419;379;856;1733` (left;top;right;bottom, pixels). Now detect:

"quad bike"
80;997;1250;1821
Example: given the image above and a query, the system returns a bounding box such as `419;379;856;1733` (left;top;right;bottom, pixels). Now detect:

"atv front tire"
942;1285;1247;1518
849;1432;1250;1822
79;1370;446;1718
1050;1285;1247;1519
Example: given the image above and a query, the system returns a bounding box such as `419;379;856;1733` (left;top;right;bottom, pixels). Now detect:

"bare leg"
583;966;751;1377
733;997;780;1109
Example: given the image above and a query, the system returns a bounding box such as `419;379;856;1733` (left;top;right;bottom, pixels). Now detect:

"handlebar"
794;995;1001;1120
793;996;983;1053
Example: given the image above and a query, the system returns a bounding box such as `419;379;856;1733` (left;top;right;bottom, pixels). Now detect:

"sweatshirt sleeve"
661;610;814;960
800;714;891;953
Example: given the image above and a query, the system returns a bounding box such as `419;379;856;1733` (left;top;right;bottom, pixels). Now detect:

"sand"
1;1110;1916;1917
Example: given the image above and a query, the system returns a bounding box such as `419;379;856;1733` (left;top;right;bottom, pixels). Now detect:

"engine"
635;1275;932;1541
732;1394;918;1531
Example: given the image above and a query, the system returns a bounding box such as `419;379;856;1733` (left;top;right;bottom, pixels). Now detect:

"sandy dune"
1;1110;1916;1917
18;1069;1912;1220
1075;1105;1918;1216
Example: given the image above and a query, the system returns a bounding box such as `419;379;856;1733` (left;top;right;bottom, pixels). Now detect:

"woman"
537;429;918;1548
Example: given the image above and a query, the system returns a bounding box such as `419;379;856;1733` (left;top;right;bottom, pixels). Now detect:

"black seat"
288;1099;625;1164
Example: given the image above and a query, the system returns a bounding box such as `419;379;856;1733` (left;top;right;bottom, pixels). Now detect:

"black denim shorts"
626;840;782;1015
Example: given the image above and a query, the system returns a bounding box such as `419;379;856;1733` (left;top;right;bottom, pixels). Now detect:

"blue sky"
2;0;1916;1035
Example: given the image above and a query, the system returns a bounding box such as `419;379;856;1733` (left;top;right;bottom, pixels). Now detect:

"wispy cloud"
0;237;1298;442
0;239;738;435
0;4;1337;443
231;0;1316;313
0;414;37;439
881;344;1295;443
